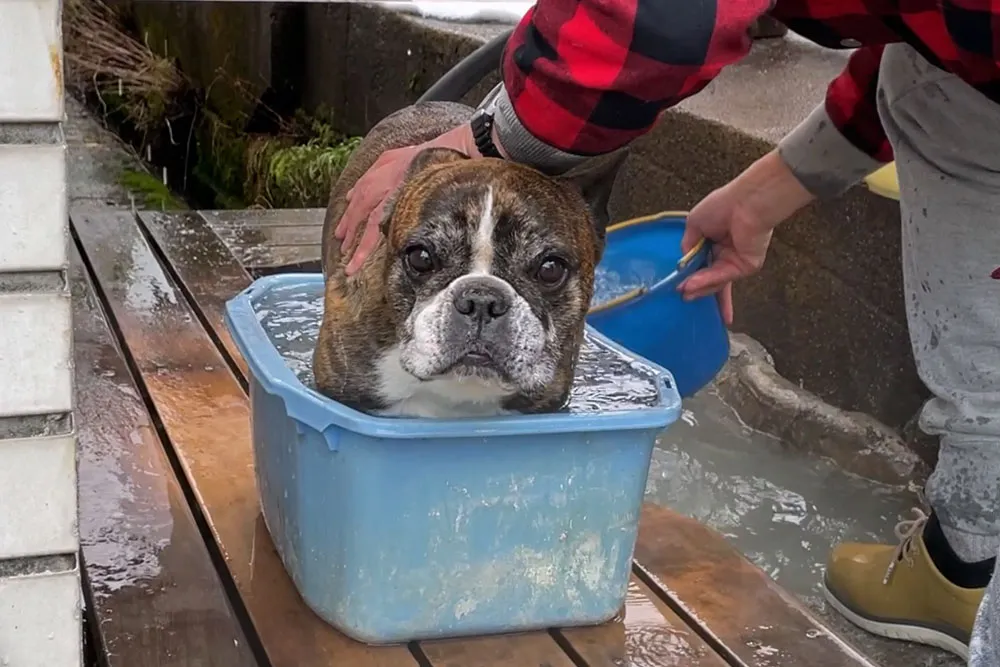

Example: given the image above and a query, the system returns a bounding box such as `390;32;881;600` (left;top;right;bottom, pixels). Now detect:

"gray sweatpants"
971;578;997;667
878;45;1000;667
781;42;1000;664
878;43;1000;568
877;44;1000;665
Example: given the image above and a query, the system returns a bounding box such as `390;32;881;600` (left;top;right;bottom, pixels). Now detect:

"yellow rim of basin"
864;162;900;201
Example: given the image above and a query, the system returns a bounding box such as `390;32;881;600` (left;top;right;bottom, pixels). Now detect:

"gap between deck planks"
71;205;877;667
202;208;325;228
71;243;258;666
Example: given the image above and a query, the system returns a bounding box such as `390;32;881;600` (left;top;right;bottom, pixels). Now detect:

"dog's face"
377;148;622;412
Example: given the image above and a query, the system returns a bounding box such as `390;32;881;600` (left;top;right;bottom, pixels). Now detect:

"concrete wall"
129;0;300;122
125;2;927;436
0;0;82;665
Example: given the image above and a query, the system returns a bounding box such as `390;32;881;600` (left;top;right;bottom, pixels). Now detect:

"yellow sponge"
863;162;900;201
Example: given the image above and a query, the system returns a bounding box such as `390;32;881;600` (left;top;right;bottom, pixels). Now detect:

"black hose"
417;28;513;103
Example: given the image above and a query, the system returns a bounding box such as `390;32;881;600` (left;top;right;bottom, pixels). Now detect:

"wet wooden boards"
73;206;417;667
72;206;877;667
71;243;257;666
201;209;323;273
634;505;876;667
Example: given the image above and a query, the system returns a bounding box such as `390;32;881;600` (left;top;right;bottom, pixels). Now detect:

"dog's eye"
536;257;569;287
405;245;436;274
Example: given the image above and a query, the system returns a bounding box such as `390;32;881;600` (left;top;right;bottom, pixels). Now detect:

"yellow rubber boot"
822;509;986;660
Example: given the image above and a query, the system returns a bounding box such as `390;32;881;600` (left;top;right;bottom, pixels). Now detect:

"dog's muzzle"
444;276;519;365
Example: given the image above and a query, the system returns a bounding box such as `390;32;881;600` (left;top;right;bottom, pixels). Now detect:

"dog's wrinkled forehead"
387;161;597;273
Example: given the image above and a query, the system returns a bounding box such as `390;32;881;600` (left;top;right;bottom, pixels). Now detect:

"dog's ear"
380;147;470;236
405;146;469;178
554;148;630;240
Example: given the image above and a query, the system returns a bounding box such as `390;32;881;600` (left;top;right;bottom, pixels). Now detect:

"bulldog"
313;101;626;418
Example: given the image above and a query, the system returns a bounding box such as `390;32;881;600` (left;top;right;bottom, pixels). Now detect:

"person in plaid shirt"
337;1;1000;661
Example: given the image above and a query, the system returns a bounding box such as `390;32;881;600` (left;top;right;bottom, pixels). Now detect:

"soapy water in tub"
252;282;662;414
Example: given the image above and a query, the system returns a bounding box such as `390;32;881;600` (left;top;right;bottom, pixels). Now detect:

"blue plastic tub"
587;213;730;398
225;274;681;644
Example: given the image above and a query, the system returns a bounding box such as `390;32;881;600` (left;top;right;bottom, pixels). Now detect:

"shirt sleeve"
487;0;770;173
777;45;893;199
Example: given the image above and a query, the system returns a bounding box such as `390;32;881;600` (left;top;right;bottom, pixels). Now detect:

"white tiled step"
0;435;77;559
0;292;73;417
0;567;82;667
0;0;63;122
0;144;67;272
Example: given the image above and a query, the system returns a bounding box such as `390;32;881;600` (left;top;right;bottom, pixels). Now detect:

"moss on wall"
119;169;188;210
193;108;358;209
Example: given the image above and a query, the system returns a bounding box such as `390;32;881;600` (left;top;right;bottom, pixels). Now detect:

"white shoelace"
883;507;930;585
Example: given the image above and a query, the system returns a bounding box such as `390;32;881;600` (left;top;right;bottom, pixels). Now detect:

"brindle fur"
314;101;626;415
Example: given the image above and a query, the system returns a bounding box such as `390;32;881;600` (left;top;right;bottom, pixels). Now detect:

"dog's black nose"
453;283;510;321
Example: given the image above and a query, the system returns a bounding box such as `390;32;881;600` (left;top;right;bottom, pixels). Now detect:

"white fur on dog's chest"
374;345;514;418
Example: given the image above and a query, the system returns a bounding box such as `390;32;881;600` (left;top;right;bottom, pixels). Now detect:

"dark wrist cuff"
477;84;589;174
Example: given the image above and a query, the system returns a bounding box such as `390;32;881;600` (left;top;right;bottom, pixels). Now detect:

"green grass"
251;134;361;208
118;169;187;210
195;108;361;209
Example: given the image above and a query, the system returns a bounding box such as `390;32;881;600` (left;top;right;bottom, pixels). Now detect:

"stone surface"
0;143;67;272
302;3;499;136
675;34;848;144
716;333;927;486
0;0;63;122
126;0;301;123
653;385;958;667
64;97;144;207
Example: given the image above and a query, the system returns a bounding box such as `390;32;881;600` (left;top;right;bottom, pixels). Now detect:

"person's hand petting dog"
335;124;483;275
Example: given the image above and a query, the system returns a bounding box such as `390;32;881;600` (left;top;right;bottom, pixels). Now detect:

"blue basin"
587;213;730;398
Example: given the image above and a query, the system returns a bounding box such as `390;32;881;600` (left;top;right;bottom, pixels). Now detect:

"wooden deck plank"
148;210;581;667
233;243;322;272
214;223;324;248
201;208;324;228
138;211;251;377
71;243;258;667
71;206;419;667
200;209;322;270
634;504;876;667
557;576;728;667
419;633;577;667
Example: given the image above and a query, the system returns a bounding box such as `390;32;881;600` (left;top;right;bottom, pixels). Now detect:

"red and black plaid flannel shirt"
501;0;1000;162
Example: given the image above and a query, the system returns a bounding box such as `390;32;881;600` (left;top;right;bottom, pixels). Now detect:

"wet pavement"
65;94;960;665
653;387;961;666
